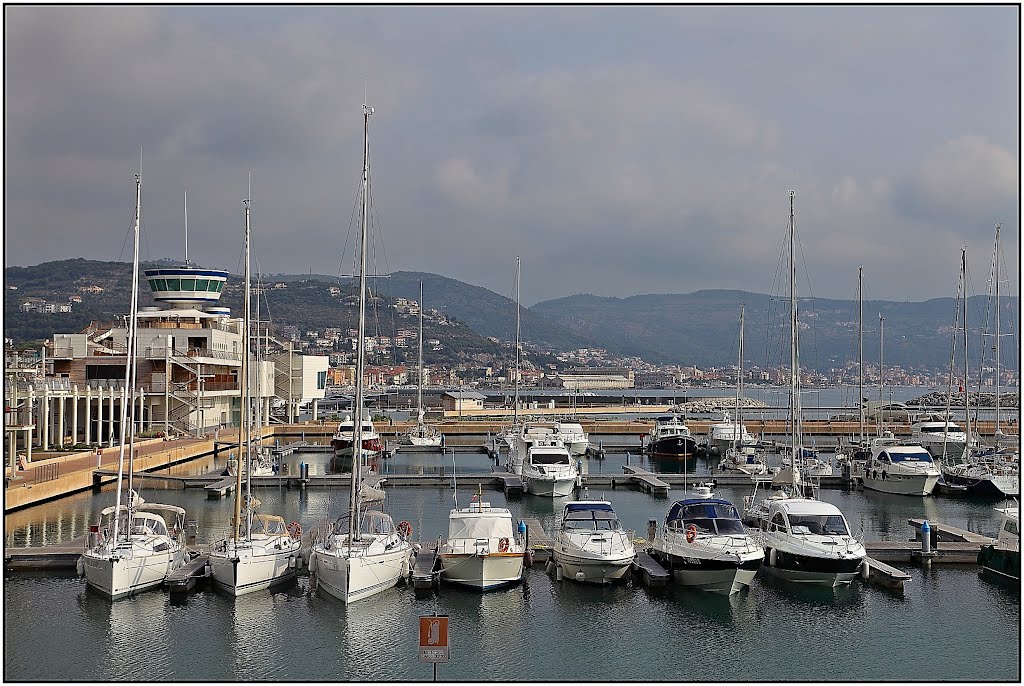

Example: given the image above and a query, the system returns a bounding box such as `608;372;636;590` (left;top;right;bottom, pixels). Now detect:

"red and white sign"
418;615;450;663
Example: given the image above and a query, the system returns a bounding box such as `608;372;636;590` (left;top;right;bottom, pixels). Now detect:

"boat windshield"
884;450;934;464
918;425;960;433
787;514;850;536
123;515;168;537
531;451;570;465
332;511;395;536
669;503;745;535
563;511;621;531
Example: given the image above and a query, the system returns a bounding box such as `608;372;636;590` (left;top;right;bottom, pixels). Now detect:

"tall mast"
788;190;801;494
991;225;999;436
513;256;521;425
878;314;884;437
348;102;373;545
417;280;424;422
734;303;744;451
183;189;190;266
111;170;142;545
858;266;864;444
961;247;971;451
234;176;252;544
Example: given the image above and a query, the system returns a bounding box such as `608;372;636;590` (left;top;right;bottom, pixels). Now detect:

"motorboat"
860;435;941;496
209;511;302;596
651;484;763;594
311;510;413;604
522;440;579;497
553;421;590;456
330;411;384;459
553;501;635;584
705;411;755;457
757;496;866;586
82;499;188;599
438;497;525;590
911;415;973;459
648;415;699;459
978;503;1020;583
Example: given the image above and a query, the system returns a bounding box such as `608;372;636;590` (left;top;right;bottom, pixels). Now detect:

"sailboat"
208;176;302;596
939;244;1018;498
309;102;414;604
81;170;189;599
406;281;442;447
719;304;768;475
747;191;866;586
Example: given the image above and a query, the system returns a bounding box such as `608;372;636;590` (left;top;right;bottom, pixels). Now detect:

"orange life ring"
685;524;698;544
287;521;302;540
499;537;510;553
397;520;413;538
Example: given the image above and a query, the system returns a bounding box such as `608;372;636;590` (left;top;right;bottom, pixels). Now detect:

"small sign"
418;614;450;663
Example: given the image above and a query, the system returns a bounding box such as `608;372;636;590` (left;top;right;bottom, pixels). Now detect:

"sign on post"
418;614;450;663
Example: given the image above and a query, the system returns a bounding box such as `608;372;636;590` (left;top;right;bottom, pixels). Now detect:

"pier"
621;465;671;496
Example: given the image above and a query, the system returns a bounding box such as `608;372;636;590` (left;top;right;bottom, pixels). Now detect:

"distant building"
441;391;486;413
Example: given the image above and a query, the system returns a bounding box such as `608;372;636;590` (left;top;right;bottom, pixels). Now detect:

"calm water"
4;449;1020;681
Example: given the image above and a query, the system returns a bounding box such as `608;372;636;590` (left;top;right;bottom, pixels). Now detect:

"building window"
317;371;327;390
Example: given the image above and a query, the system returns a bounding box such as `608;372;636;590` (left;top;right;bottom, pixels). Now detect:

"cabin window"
208;280;221;292
1006;520;1019;536
166;278;181;291
180;278;196;291
787;514;849;536
149;279;166;292
195;279;209;291
889;452;933;464
771;513;788;533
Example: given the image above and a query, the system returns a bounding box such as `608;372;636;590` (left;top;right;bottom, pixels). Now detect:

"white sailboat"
406;280;442;447
503;257;527;476
209;176;302;596
749;191;866;586
81;169;189;599
310;101;413;604
719;305;768;475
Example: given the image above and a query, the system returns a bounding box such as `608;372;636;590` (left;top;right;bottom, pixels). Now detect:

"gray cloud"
4;5;1018;308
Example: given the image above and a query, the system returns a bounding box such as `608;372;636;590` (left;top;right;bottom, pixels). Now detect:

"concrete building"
441;391;486;413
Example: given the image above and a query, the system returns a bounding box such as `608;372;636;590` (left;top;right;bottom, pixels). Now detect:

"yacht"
311;510;413;603
719;445;769;475
553;421;589;456
705;411;755;457
782;447;835;478
82;500;189;599
522;439;579;497
978;503;1020;583
651;484;764;595
860;435;941;496
758;495;866;586
330;411;384;459
911;415;972;459
438;497;525;590
210;512;302;596
553;501;635;584
648;415;698;459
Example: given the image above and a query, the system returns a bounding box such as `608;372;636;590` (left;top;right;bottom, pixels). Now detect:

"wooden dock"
621;465;671;496
521;518;555;564
490;470;524;497
631;550;671;587
908;519;996;544
864;539;989;564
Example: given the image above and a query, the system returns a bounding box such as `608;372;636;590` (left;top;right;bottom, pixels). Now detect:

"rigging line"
794;228;821;376
337;172;364;282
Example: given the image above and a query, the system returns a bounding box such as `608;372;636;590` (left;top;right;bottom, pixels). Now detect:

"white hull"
566;440;589;457
312;545;411;604
553;549;633;584
673;566;759;595
761;564;859;587
439;553;524;589
526;475;576;497
83;546;185;600
209;541;301;596
408;435;442;447
920;440;968;459
861;472;939;496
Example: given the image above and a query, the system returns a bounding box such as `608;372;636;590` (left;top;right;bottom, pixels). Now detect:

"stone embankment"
670;397;769;414
907;392;1020;408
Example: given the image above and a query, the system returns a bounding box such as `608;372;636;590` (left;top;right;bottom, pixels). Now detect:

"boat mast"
878;314;884;438
788;190;802;496
233;176;252;544
111;170;142;545
417;280;424;425
734;303;744;452
183;189;190;266
994;224;1001;436
513;256;521;426
858;266;864;445
961;247;971;453
348;102;373;546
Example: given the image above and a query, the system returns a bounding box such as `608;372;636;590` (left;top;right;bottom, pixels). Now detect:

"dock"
521;518;555;564
621;465;671;496
864;539;990;564
861;556;912;591
204;477;236;499
166;553;212;594
908;519;996;544
4;535;88;569
411;544;441;590
491;470;524;498
631;550;671;587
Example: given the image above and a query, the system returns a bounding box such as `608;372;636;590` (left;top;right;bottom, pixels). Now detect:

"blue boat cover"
565;502;614;512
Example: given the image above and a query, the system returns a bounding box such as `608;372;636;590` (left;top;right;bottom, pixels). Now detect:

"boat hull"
978;544;1021;583
439;552;524;590
408;436;442;447
861;471;939;496
209;542;300;596
649;436;698;458
762;547;863;586
941;469;1019;498
82;546;185;600
525;475;576;498
553;549;634;584
311;545;411;604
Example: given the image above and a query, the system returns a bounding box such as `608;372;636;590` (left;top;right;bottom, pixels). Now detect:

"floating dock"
621;465;671;496
166;553;212;594
411;544;441;590
631;550;671;587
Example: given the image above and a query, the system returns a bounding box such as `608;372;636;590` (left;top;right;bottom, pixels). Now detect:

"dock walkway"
621;465;670;495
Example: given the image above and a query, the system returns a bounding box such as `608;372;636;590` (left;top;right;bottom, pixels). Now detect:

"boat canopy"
447;511;515;540
241;514;288;537
562;506;621;531
99;503;186;518
564;501;613;513
666;499;740;524
332;510;396;536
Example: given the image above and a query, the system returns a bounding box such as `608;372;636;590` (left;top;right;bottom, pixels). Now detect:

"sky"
4;5;1020;306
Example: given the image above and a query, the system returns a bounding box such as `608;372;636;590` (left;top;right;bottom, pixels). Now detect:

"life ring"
685;523;698;544
287;521;302;540
397;520;413;538
499;537;510;553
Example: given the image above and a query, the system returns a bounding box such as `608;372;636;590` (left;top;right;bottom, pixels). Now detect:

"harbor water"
4;448;1020;681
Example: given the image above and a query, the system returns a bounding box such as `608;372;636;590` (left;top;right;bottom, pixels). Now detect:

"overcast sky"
5;5;1019;306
